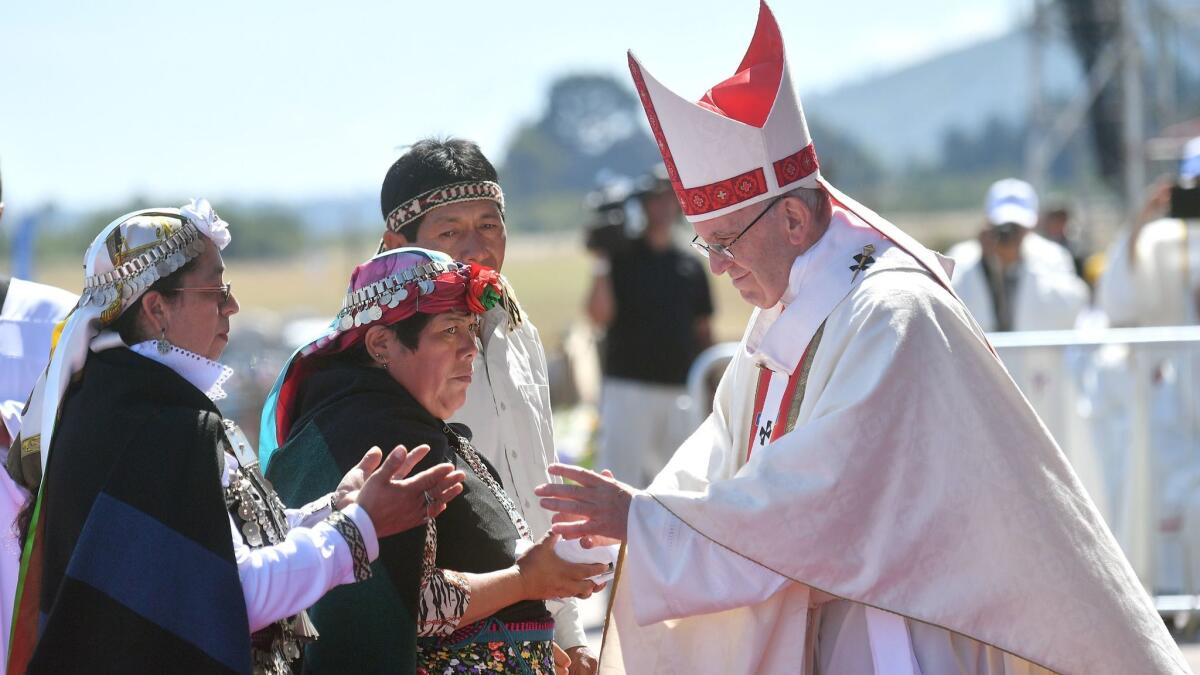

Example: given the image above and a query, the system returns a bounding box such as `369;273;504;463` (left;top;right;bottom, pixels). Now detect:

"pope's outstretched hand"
535;465;640;545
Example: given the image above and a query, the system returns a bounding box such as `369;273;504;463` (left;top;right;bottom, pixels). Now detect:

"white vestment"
599;206;1187;674
946;233;1087;332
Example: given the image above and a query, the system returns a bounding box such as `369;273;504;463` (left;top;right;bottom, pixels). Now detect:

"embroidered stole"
744;322;826;464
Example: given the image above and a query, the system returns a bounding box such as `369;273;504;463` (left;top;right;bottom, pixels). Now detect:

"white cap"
984;178;1039;228
1180;137;1200;181
627;1;819;223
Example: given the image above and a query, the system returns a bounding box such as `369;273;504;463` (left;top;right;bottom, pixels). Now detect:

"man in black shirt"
584;170;713;487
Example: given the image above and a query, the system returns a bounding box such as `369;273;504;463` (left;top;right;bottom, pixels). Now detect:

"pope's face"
692;200;795;308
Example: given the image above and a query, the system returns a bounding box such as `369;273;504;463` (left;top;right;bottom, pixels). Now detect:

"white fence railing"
686;326;1200;606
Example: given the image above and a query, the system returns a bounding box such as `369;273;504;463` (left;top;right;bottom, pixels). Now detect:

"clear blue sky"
1;0;1026;210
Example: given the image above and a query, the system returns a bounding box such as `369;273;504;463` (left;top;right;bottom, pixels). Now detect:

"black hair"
109;255;199;345
380;138;498;241
334;312;435;367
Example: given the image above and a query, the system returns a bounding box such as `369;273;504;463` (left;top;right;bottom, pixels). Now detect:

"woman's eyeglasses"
174;283;233;305
690;196;783;261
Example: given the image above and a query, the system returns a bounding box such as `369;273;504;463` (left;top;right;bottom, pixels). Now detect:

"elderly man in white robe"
535;3;1188;674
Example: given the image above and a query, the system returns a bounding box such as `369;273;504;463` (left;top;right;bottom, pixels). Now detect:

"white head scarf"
11;199;231;487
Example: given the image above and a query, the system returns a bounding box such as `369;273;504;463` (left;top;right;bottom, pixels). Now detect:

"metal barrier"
686;326;1200;612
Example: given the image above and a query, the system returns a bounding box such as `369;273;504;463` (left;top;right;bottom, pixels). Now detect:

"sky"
0;0;1028;210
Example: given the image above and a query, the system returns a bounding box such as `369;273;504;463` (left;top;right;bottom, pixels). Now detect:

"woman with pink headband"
261;247;605;674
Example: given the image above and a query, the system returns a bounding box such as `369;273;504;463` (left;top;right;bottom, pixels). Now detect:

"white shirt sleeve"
231;503;379;632
285;494;336;530
220;452;379;632
625;494;790;626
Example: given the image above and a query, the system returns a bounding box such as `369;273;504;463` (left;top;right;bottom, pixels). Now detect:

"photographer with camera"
584;168;713;488
947;178;1088;332
1099;137;1200;328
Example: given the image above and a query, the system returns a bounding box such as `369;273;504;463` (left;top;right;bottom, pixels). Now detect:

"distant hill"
805;27;1084;168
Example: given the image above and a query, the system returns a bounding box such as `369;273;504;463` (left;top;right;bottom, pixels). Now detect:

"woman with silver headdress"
4;202;465;674
260;247;608;675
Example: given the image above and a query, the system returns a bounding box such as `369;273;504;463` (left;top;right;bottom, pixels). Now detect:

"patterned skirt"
418;618;555;674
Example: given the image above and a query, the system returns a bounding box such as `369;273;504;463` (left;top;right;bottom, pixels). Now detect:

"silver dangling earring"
157;328;173;355
375;353;389;370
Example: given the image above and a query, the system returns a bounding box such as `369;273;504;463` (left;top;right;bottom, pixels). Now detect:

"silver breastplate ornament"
221;419;318;675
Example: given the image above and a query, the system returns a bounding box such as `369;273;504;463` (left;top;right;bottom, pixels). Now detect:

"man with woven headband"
4;202;465;674
534;3;1188;673
365;138;597;672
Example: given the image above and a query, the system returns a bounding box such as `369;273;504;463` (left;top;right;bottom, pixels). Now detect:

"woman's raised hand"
344;444;466;538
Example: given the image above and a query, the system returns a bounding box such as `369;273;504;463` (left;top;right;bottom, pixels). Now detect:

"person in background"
584;167;713;487
1096;136;1200;595
947;178;1088;331
1099;136;1200;328
1038;200;1088;281
0;164;77;668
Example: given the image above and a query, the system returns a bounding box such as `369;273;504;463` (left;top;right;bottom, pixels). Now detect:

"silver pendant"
243;521;263;547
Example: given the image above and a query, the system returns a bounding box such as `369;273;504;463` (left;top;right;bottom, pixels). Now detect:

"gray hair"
784;187;832;227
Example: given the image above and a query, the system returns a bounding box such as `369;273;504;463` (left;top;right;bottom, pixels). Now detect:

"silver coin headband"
335;260;467;332
79;218;207;323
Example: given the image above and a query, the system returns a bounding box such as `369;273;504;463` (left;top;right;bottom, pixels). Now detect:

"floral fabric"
417;638;554;674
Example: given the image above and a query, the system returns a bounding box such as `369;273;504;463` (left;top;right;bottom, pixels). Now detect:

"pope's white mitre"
627;1;819;222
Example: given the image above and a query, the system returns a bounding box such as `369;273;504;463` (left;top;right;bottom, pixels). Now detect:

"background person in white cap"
534;3;1186;673
946;178;1087;332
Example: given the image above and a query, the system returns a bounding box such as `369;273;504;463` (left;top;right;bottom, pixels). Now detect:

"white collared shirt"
450;302;587;649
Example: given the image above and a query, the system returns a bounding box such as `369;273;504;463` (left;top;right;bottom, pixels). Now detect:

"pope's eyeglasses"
690;196;784;260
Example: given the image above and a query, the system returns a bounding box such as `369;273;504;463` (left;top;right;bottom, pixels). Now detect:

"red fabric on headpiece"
270;261;510;446
270;271;471;445
697;2;784;128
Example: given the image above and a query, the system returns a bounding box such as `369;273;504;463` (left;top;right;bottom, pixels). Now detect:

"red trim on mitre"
629;54;770;217
628;52;687;211
773;144;820;188
681;169;768;216
697;1;784;129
